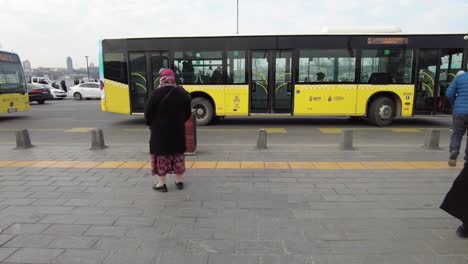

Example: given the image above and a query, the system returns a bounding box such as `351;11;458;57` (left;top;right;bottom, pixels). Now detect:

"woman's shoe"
153;184;168;193
175;182;184;190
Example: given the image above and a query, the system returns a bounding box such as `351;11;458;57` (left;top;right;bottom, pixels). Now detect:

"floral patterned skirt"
150;153;186;176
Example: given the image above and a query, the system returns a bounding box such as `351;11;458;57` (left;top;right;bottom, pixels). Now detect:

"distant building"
66;56;73;73
23;60;31;72
90;62;95;68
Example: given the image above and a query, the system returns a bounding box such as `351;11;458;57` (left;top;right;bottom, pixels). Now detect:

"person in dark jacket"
144;68;192;192
60;80;67;92
447;70;468;166
441;165;468;238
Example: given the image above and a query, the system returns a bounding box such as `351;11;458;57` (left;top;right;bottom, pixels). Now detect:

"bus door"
129;52;148;113
129;51;169;113
250;50;293;113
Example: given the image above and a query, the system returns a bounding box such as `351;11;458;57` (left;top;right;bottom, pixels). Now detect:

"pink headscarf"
159;68;177;87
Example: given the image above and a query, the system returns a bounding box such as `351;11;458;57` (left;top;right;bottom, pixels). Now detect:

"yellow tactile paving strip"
0;160;463;170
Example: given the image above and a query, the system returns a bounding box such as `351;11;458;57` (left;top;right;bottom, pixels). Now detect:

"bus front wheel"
192;97;214;126
368;97;395;127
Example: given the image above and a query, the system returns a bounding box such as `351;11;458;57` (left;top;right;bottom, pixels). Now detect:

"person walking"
144;68;192;192
441;165;468;237
447;70;468;167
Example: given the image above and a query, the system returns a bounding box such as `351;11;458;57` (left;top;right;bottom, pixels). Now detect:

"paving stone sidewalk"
0;143;467;263
0;156;467;263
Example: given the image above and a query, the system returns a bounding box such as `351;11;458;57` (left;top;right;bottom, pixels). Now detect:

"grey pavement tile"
74;216;117;225
208;254;260;264
48;236;99;249
104;208;143;217
329;240;433;255
96;200;134;208
94;238;142;249
413;255;468;264
157;252;207;264
283;240;333;255
103;248;158;264
114;216;156;227
72;207;108;216
426;239;468;254
3;235;56;248
56;186;87;192
28;192;62;199
0;181;27;186
0;192;33;199
59;192;96;199
4;248;64;263
2;223;51;235
49;176;78;181
23;180;55;186
85;187;113;193
32;198;69;206
39;215;79;224
0;248;19;262
0;186;30;192
363;254;420;264
52;249;110;264
260;255;313;264
84;225;128;238
2;205;74;215
0;234;15;247
125;226;171;240
182;239;236;254
0;198;37;206
64;199;100;207
42;224;90;236
26;186;60;192
236;240;283;255
309;255;366;264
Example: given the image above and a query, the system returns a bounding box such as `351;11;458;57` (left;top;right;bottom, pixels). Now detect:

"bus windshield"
0;56;26;94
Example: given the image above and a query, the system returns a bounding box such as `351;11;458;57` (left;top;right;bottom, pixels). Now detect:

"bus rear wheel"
192;97;214;126
368;97;395;127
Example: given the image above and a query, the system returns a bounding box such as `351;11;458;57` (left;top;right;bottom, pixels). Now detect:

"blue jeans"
450;115;468;161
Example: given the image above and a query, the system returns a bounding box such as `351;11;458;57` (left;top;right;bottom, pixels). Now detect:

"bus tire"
368;97;395;127
192;97;214;126
73;93;82;100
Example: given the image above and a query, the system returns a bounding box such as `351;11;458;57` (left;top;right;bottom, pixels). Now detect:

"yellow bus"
99;33;468;126
0;51;29;114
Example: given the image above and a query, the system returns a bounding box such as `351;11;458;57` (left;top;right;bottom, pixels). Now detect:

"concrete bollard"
15;129;34;149
90;129;108;150
424;129;440;150
257;129;267;149
339;129;354;150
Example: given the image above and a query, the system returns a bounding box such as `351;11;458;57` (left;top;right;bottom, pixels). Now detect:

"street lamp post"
236;0;239;34
85;56;90;82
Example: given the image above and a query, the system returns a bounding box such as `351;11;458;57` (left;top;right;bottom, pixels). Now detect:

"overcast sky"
1;0;467;68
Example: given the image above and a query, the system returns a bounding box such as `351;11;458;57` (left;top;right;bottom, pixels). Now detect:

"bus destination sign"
0;53;20;63
368;37;408;45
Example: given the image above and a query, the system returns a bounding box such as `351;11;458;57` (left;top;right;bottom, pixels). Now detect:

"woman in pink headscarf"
144;68;191;192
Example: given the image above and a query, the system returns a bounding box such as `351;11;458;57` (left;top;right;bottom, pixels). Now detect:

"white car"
69;82;101;100
47;86;67;100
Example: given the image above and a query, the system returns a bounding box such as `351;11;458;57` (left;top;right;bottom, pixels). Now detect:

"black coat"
441;166;468;223
144;86;191;155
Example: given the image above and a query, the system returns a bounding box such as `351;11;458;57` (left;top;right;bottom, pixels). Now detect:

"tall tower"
66;56;73;73
23;60;32;72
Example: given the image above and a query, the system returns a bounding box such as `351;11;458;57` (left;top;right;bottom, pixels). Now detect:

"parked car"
69;82;101;100
44;85;67;100
27;83;53;104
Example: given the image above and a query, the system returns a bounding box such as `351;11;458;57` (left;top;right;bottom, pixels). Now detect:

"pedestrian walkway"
0;146;467;263
0;160;463;170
